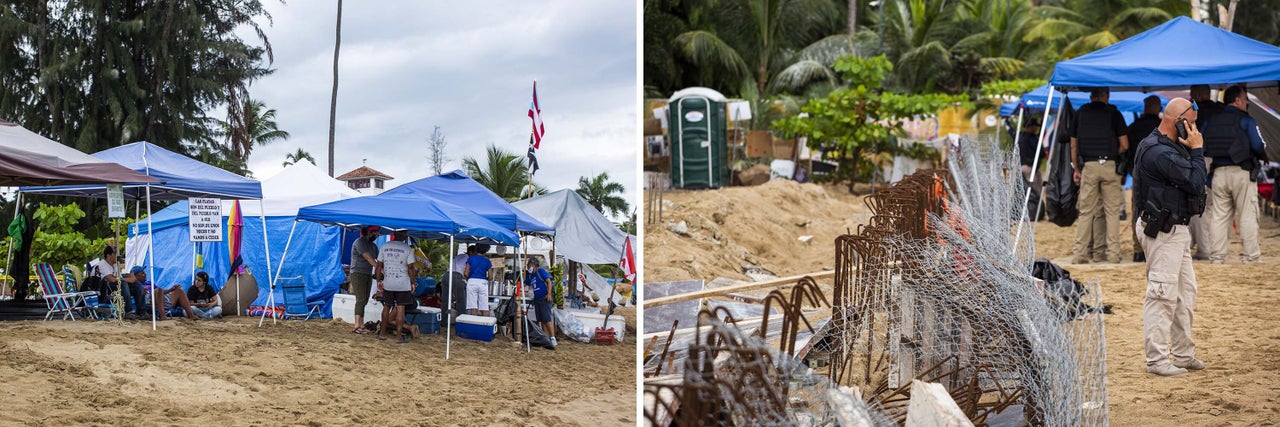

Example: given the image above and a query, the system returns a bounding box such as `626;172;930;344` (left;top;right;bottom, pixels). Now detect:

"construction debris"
643;136;1108;426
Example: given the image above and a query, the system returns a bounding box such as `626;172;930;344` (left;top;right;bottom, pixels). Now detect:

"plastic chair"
34;263;93;321
280;276;320;320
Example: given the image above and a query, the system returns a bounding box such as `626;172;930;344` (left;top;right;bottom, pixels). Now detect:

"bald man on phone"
1132;97;1209;377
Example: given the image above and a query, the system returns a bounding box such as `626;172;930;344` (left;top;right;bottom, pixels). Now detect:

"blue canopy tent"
1050;16;1280;91
1015;16;1280;244
18;142;266;330
286;192;519;357
381;170;555;354
382;170;554;233
124;163;362;320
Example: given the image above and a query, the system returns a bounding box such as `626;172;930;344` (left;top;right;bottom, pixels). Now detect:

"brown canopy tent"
0;120;159;186
1;119;159;301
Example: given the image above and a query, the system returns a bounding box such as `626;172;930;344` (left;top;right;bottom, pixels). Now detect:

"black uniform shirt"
1134;130;1207;221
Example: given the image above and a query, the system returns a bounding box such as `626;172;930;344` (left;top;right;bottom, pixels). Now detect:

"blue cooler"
455;314;497;342
406;307;441;335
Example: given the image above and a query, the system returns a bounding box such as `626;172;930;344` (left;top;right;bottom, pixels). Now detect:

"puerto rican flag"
618;236;636;282
528;81;545;148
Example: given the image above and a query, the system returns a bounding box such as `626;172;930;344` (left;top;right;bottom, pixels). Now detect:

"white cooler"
332;294;387;325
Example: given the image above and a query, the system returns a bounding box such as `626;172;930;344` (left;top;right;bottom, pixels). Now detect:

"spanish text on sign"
188;198;224;242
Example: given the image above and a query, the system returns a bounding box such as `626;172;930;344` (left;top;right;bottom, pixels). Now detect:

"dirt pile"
644;179;867;283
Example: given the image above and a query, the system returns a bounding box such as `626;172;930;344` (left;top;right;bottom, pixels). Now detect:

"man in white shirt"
375;230;416;343
88;246;145;319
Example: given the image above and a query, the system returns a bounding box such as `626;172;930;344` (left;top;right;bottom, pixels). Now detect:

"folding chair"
34;263;93;321
280;276;321;320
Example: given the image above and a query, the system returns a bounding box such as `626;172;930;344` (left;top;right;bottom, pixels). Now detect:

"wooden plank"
644;271;835;307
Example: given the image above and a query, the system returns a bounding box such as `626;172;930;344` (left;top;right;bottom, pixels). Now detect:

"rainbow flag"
228;200;244;274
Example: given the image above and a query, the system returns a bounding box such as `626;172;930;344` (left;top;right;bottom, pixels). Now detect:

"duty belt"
1082;155;1114;164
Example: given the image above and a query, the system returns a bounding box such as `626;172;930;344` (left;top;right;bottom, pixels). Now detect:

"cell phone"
1175;119;1188;140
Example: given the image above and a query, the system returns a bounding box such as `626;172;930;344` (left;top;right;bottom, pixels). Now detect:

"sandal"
396;335;409;344
376;334;387;341
352;327;370;335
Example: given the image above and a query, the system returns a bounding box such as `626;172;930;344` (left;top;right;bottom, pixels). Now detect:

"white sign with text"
188;198;224;242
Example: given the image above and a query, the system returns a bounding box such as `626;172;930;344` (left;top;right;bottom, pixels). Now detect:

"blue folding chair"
280;276;321;320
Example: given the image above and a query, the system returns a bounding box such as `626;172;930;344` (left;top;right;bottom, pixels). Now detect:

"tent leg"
146;184;156;331
3;192;21;300
446;234;454;360
1013;87;1058;255
261;220;298;327
258;200;273;289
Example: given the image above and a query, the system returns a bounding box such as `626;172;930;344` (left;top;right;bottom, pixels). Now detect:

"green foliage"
413;239;452;280
773;55;965;187
462;144;546;202
576;172;630;218
28;204;117;273
550;263;565;308
981;79;1048;97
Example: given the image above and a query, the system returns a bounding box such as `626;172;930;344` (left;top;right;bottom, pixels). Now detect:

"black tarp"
1045;96;1080;227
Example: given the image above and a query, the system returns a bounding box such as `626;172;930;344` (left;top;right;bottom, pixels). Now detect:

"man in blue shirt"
1201;85;1267;263
463;244;492;316
524;257;555;347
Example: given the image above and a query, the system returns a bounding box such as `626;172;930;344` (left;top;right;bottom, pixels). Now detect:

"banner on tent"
188;197;224;242
106;184;125;218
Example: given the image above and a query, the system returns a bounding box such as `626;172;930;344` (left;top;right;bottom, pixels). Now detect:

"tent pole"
261;220;298;327
519;235;529;353
258;199;273;290
146;183;156;331
3;192;21;300
446;234;454;360
1013;87;1058;255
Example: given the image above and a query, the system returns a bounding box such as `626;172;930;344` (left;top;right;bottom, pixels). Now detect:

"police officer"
1070;87;1129;264
1133;97;1208;377
1202;85;1267;263
1127;96;1163;262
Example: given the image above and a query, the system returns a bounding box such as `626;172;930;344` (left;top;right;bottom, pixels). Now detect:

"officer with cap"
1202;85;1267;263
1069;87;1130;263
1185;84;1223;260
1133;97;1208;377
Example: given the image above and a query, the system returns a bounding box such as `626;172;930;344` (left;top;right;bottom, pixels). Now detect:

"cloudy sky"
241;1;638;220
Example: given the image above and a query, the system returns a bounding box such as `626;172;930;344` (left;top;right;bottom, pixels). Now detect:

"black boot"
1133;253;1146;263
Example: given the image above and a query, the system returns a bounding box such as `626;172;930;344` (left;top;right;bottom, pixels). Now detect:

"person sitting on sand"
126;266;198;320
186;271;222;318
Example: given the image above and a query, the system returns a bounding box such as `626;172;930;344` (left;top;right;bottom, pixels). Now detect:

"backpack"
81;263;103;293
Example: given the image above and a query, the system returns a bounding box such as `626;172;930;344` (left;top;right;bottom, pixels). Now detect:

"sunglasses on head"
1176;100;1198;120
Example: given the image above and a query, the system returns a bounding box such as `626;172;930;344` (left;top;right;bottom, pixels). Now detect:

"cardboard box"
746;130;773;158
456;314;497;342
773;139;797;160
644;118;664;136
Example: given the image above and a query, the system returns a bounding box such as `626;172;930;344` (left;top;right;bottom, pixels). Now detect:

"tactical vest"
1075;104;1118;158
1135;137;1206;223
1201;108;1253;165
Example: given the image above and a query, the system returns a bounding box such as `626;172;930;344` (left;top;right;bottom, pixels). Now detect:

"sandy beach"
645;180;1280;424
0;308;635;426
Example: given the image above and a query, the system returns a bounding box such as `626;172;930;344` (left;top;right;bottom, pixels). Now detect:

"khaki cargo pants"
1136;219;1198;368
1209;165;1261;263
1074;161;1124;262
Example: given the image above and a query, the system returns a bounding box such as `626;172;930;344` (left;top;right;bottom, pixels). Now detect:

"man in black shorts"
375;230;417;343
525;257;556;348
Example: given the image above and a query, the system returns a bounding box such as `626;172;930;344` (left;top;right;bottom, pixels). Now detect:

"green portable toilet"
668;87;729;189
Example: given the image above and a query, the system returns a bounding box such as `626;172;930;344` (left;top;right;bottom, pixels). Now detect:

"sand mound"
644;179;867;283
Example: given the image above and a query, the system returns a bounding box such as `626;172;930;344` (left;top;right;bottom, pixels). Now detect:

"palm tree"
462;144;545;201
1025;0;1180;60
226;99;290;161
327;0;343;177
576;172;630;218
282;148;316;167
666;0;847;98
